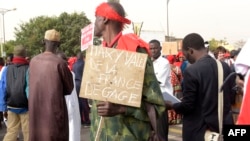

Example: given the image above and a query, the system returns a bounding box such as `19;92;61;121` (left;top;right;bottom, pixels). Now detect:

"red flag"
237;74;250;124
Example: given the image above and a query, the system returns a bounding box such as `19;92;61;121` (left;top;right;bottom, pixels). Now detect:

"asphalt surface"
0;122;182;141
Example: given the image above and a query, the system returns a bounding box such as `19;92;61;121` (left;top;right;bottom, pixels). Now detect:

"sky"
0;0;250;45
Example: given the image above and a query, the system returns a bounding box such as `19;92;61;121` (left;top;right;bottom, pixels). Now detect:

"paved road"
0;123;182;141
169;124;182;141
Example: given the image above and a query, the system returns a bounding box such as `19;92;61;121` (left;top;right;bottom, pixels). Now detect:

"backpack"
6;64;29;108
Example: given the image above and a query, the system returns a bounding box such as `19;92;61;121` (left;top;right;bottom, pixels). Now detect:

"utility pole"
0;8;16;57
167;0;170;41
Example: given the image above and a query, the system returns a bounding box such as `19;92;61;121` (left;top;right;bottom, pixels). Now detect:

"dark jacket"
173;55;235;141
72;59;84;95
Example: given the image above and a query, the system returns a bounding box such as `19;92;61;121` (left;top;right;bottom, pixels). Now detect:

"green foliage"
3;40;16;56
208;38;228;52
11;12;91;57
208;38;219;51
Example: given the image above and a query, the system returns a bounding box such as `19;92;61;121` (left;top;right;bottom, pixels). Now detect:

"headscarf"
167;55;175;64
68;57;77;71
95;2;131;25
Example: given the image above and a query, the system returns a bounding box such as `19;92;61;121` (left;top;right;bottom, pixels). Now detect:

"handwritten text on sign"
79;46;148;107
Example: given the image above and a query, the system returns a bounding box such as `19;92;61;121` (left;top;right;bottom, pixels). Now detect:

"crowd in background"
0;1;247;141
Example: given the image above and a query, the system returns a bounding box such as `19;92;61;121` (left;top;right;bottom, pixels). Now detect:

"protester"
214;46;227;62
149;39;172;140
174;51;184;68
72;51;90;127
230;49;241;72
5;54;13;66
0;57;5;127
166;55;183;124
57;51;81;141
68;56;77;71
28;29;73;141
89;2;165;140
0;58;4;71
0;45;29;141
234;38;250;124
204;41;215;59
166;33;235;141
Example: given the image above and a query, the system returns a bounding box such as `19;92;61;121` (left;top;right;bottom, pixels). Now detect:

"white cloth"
153;56;173;100
235;38;250;75
65;72;81;141
0;66;6;80
208;51;215;59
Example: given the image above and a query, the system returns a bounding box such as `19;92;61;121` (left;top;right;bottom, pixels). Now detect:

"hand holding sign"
97;101;126;117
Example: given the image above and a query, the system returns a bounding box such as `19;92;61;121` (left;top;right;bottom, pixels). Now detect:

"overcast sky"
1;0;250;44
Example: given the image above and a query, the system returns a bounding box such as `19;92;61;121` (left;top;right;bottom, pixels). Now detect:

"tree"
208;38;220;51
2;40;18;58
12;12;91;57
234;40;246;49
107;0;120;2
208;38;228;52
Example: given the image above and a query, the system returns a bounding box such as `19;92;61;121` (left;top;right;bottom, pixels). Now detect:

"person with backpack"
0;45;29;141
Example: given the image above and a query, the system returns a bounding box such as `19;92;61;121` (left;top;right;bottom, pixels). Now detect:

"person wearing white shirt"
149;40;173;97
149;39;173;141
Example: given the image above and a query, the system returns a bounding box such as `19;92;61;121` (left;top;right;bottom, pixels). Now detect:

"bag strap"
145;102;158;134
216;60;223;135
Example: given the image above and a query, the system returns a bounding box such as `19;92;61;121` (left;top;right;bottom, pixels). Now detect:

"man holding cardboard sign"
80;2;166;141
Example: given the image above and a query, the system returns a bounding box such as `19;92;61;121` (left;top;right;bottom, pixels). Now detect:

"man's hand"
165;101;173;110
97;101;126;117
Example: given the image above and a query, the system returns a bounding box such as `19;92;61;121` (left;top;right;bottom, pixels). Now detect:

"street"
0;123;182;141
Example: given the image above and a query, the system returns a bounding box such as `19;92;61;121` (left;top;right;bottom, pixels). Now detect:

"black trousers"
157;110;169;141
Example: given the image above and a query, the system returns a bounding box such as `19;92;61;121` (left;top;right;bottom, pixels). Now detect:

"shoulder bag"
204;60;224;141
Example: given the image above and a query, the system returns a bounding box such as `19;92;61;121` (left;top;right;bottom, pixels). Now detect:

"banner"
81;23;94;51
162;41;178;55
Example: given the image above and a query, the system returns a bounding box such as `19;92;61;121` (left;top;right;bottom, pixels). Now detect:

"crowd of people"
0;1;248;141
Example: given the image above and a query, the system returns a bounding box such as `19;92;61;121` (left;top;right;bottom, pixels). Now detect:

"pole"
0;8;16;57
2;13;5;57
167;0;170;41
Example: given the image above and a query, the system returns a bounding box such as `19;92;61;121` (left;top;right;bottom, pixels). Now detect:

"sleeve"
172;67;197;114
0;67;8;112
156;60;171;87
25;68;29;99
73;61;84;81
59;62;74;95
124;48;166;121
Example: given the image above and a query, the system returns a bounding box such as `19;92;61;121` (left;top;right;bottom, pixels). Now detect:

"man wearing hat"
28;29;73;141
0;45;29;141
90;2;166;141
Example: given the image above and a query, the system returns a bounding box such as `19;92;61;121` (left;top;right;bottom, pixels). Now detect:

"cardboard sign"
162;42;178;55
81;23;94;51
79;46;148;107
